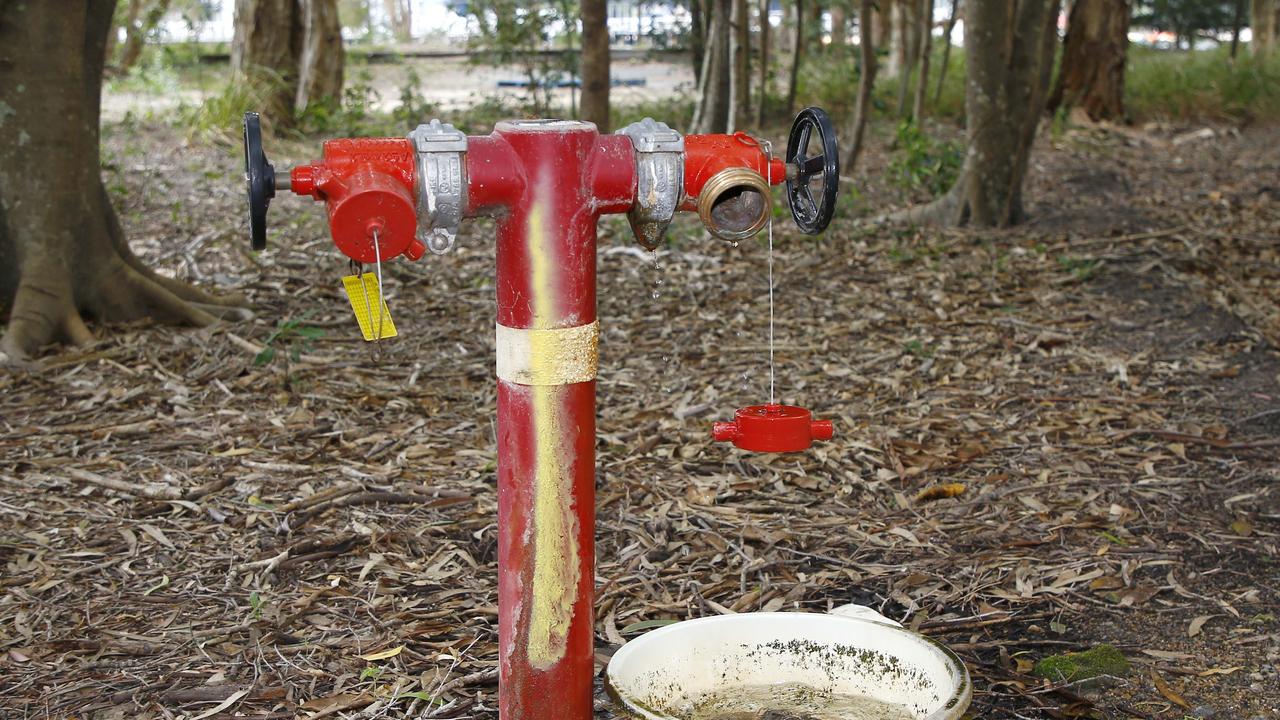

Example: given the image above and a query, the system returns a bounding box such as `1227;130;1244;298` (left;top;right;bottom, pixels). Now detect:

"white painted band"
496;321;600;386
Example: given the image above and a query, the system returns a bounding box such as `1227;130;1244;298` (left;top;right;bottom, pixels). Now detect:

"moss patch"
1033;644;1131;683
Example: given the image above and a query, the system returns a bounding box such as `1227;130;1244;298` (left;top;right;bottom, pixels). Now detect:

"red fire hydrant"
242;109;839;720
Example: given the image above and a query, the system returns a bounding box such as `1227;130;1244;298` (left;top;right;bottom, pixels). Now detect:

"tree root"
867;182;969;228
2;255;250;364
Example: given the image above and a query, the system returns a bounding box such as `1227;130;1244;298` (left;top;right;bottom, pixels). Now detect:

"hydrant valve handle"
242;111;276;251
785;107;840;235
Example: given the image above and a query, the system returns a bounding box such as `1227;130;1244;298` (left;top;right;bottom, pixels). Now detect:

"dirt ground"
0;112;1277;720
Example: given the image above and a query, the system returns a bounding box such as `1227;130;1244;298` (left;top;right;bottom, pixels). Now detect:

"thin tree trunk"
581;0;611;131
933;0;959;105
875;0;893;49
1252;0;1277;56
729;0;751;130
107;0;143;69
843;0;878;171
117;0;173;75
0;1;244;363
691;0;707;80
692;0;732;133
830;3;847;47
1046;0;1127;122
383;0;412;42
757;0;770;125
894;0;922;115
1231;0;1245;59
111;0;144;72
911;0;933;120
806;0;823;45
888;0;1056;227
295;0;343;114
786;0;804;116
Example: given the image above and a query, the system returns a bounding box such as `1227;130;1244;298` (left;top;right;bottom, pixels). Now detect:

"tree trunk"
933;0;959;105
691;0;707;80
893;0;921;115
106;0;143;70
233;0;343;123
233;0;303;122
843;0;877;171
874;0;893;49
786;0;804;116
1252;0;1278;56
911;0;933;120
729;0;751;130
581;0;611;131
117;0;172;75
1231;0;1245;58
806;0;823;45
830;2;847;47
296;0;344;115
1047;0;1127;122
383;0;412;42
0;1;245;363
890;0;1057;227
692;0;733;132
757;0;770;125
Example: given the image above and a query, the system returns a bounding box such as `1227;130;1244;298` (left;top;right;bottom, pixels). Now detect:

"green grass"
1126;45;1280;123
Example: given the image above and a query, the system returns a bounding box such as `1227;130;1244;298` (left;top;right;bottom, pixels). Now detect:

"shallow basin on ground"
606;610;970;720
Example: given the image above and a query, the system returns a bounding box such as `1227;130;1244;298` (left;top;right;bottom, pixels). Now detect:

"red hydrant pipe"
467;121;635;720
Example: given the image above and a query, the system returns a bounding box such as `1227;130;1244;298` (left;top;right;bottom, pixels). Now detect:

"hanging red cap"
712;404;834;453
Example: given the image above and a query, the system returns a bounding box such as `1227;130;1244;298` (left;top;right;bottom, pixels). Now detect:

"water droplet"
652;290;660;299
731;241;739;248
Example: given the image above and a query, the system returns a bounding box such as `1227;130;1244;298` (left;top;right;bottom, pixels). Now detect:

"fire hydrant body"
241;109;841;720
479;122;633;718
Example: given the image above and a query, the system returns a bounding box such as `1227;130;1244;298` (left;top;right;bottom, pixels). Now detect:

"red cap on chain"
712;404;834;452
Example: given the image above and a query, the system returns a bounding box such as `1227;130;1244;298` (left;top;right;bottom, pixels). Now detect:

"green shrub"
887;120;962;198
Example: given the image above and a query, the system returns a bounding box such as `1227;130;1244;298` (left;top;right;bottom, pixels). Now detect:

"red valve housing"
713;403;834;452
289;137;425;263
682;132;787;208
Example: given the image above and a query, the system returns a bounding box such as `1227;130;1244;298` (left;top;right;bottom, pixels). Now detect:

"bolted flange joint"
617;118;683;250
409;119;468;255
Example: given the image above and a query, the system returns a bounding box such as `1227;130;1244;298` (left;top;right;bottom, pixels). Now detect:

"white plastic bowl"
606;611;970;720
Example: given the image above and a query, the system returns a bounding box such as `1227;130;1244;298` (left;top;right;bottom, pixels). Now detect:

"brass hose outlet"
696;167;772;241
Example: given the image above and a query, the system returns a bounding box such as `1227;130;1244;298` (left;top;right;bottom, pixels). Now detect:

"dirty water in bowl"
683;681;916;720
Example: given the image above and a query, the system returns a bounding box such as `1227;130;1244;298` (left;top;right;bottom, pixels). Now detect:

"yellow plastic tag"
341;274;398;341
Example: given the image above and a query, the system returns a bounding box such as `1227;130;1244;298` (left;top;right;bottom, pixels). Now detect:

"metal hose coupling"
408;119;467;255
696;166;772;242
